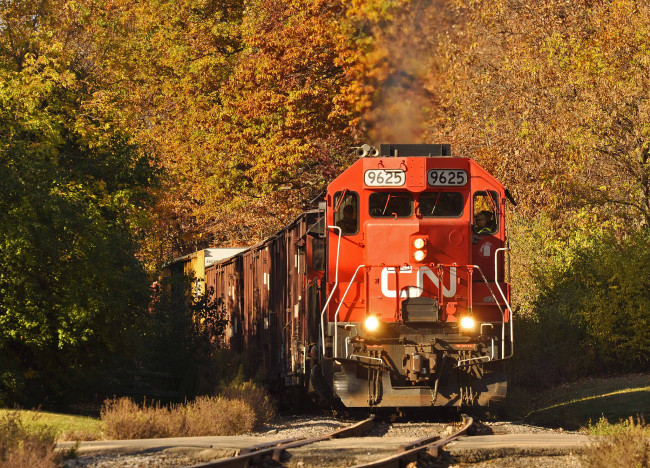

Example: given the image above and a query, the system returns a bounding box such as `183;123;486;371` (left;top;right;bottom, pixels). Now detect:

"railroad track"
184;414;474;468
350;414;473;468
185;415;376;468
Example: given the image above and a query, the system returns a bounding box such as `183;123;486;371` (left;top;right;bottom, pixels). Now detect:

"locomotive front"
318;144;513;408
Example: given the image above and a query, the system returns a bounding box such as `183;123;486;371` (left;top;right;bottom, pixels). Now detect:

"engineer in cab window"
472;191;498;235
473;211;492;234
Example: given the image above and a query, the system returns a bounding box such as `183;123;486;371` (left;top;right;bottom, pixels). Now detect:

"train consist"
194;144;514;408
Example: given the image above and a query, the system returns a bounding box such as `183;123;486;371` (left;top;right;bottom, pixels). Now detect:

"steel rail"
185;415;375;468
349;415;474;468
236;437;306;455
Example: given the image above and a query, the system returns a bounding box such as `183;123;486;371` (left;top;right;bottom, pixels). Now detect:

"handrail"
320;226;342;357
470;264;507;360
495;247;514;359
320;256;513;362
333;264;366;359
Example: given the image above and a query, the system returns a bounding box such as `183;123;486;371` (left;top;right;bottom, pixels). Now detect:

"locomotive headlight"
460;316;476;330
364;315;380;332
411;237;427;262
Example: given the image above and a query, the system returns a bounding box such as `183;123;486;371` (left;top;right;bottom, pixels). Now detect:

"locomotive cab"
319;144;512;408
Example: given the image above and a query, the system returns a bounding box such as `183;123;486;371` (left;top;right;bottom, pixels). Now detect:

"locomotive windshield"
420;192;464;217
369;192;413;217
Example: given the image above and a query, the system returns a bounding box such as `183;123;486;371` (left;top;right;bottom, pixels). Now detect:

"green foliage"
509;210;617;315
511;222;650;387
0;13;157;406
143;275;227;397
0;409;102;442
587;415;649;437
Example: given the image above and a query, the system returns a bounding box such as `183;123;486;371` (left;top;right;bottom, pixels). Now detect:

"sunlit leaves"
434;0;650;228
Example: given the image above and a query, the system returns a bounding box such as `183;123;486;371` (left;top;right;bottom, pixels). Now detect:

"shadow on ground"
525;389;650;429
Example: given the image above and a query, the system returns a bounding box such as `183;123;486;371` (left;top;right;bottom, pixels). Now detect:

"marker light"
364;316;380;332
460;316;476;330
413;237;425;249
413;250;426;262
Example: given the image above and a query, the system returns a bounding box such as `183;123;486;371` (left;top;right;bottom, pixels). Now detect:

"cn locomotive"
203;144;513;408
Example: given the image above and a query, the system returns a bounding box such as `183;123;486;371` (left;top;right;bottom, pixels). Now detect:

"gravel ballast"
62;414;589;467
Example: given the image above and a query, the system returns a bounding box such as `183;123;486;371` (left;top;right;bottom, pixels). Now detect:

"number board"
427;169;467;187
364;169;406;187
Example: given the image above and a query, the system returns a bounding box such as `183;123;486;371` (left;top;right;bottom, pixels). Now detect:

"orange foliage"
15;0;648;268
433;0;650;227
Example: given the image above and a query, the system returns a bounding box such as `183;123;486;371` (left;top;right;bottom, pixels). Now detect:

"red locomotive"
204;144;513;408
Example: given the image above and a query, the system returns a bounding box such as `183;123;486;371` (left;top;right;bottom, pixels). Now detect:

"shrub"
0;411;58;468
220;381;275;427
101;389;273;439
142;276;228;399
509;219;650;388
583;416;649;467
101;398;184;439
184;396;257;436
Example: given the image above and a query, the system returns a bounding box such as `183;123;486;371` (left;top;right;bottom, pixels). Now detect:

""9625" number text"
427;169;467;186
364;169;406;187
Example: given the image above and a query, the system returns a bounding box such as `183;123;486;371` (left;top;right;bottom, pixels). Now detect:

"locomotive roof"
379;144;451;157
330;147;504;193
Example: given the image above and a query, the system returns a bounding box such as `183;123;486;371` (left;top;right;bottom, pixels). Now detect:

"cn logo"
380;266;457;298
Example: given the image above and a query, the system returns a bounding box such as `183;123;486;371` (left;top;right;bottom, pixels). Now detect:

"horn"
368;146;380;157
356;144;371;158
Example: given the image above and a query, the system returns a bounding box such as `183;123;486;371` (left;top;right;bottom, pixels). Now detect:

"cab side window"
311;237;326;271
472;191;498;235
333;191;359;235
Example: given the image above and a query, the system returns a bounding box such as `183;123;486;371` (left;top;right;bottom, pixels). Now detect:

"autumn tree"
432;0;650;229
429;0;650;383
183;0;459;250
81;0;448;261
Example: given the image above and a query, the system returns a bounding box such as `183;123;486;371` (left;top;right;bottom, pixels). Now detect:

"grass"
0;411;60;468
0;409;102;441
0;381;275;443
522;373;650;429
582;416;650;467
586;415;650;437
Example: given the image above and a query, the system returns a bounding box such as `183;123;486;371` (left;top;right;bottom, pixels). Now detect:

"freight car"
204;144;514;408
